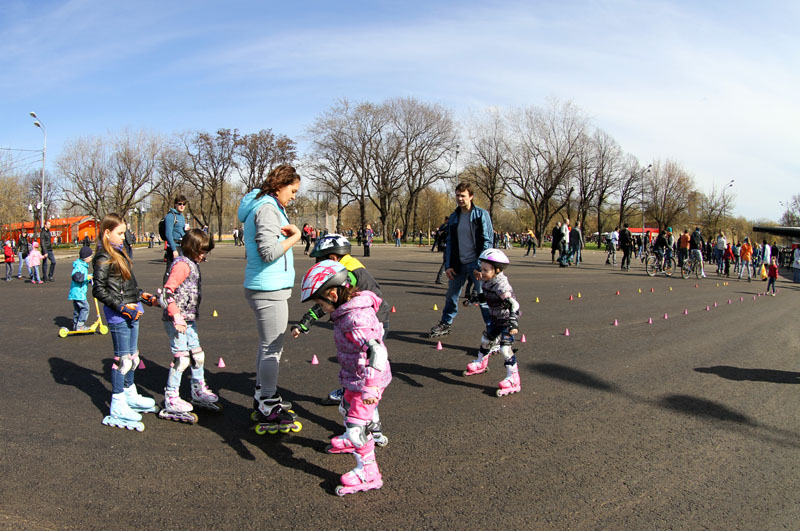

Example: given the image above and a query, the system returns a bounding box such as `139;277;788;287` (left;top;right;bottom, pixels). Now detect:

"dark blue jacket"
444;205;493;273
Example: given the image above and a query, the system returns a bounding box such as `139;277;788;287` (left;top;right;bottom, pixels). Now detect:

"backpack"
690;231;702;248
158;213;177;241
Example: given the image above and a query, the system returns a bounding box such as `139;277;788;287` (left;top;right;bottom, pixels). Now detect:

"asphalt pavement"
1;243;798;530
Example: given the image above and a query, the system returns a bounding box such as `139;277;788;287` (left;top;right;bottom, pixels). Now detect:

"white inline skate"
190;380;222;412
158;388;198;424
123;385;159;414
102;392;145;431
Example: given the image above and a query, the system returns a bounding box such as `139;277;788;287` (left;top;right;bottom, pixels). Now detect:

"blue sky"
1;0;798;221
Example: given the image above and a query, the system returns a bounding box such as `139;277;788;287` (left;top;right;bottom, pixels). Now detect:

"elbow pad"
365;339;388;372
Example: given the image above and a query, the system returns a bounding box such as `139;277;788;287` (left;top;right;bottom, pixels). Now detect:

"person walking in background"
16;233;30;279
238;164;302;431
40;220;56;282
619;223;633;271
569;221;585;266
524;228;537;256
738;237;753;281
164;195;188;282
363;225;373;257
766;256;778;295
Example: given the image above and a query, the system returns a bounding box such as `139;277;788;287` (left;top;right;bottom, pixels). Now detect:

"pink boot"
463;353;491;376
496;371;521;397
326;434;355;454
335;440;383;496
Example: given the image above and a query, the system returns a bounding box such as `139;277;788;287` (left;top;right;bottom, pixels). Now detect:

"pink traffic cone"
436;341;443;350
728;299;732;304
613;319;618;326
683;308;688;315
569;295;573;301
650;287;655;293
521;334;527;343
564;328;570;336
714;301;718;307
311;355;319;365
391;306;396;313
706;306;710;311
217;357;226;368
740;297;743;302
138;359;146;369
664;313;668;320
647;317;653;324
616;290;620;295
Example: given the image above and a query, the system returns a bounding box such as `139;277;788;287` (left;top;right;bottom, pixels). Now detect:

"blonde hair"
97;213;132;280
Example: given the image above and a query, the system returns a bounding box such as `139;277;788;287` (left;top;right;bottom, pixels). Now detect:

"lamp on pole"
640;164;653;239
722;179;734;237
454;143;460;186
30;112;47;232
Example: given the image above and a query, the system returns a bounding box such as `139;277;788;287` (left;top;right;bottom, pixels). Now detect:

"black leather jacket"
92;248;141;310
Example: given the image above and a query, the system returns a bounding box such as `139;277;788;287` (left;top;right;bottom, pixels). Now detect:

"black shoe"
429;322;451;338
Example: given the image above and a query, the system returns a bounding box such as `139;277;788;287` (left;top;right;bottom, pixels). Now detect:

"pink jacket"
27;248;43;267
330;290;392;392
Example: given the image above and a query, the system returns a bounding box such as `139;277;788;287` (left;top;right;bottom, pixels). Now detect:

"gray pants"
246;294;288;400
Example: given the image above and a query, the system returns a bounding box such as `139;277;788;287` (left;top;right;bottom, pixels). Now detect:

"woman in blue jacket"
238;165;302;429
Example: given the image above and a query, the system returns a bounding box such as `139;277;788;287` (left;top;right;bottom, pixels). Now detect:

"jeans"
739;260;752;280
164;321;202;389
109;319;140;394
793;268;800;283
16;252;29;277
525;241;535;255
72;299;90;328
31;265;41;282
440;260;490;326
570;245;581;265
5;263;11;280
395;238;401;247
42;250;56;280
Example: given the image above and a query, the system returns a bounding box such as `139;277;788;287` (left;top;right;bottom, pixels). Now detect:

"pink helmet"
479;248;509;270
300;260;350;303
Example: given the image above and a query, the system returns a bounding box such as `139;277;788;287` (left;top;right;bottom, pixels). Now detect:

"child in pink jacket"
300;260;391;496
26;242;44;284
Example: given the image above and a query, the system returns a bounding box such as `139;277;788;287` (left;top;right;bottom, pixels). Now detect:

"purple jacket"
330;290;392;392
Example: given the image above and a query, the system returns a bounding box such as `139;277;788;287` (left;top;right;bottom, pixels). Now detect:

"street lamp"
30;112;46;232
640;164;653;238
454;144;460;186
721;179;734;236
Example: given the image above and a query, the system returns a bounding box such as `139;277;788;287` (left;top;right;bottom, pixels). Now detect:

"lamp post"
722;179;734;238
640;164;653;238
454;143;460;186
30;112;46;232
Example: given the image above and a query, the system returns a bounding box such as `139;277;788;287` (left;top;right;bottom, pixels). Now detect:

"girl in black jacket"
93;213;158;431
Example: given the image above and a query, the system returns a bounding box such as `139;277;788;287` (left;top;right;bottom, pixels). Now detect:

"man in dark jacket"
551;222;562;265
16;233;30;279
429;182;493;338
40;221;56;282
619;223;633;271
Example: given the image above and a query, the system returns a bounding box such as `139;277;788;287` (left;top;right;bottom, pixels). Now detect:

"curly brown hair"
255;164;301;199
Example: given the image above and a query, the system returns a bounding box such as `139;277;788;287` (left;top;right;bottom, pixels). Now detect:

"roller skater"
158;388;198;424
291;234;391;448
300;260;392;495
157;229;221;424
253;394;302;435
93;213;159;432
462;249;523;397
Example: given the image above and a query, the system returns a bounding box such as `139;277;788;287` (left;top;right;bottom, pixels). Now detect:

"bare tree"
181;129;239;240
617;155;646;229
698;182;737;236
152;144;188;214
236;129;297;192
645;159;694;232
108;130;161;217
466;109;507;220
780;194;800;226
504;100;587;238
591;129;623;237
57;136;111;219
365;103;405;241
391;97;457;239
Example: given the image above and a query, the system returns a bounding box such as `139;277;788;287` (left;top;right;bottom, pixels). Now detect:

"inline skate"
253;395;302;435
190;380;222;412
496;371;521;397
102;392;145;431
123;385;159;414
335;442;383;496
321;387;344;405
428;321;451;338
158;388;198;424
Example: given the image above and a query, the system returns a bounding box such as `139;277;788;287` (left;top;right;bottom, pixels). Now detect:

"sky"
1;0;798;221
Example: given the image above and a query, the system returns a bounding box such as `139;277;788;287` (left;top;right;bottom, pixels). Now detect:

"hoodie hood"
238;189;264;223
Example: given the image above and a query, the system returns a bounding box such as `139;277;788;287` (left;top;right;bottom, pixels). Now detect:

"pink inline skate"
335;444;383;496
496;371;521;397
463;354;491;376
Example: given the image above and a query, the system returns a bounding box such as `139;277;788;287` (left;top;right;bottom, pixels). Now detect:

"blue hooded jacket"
68;258;90;301
238;189;295;291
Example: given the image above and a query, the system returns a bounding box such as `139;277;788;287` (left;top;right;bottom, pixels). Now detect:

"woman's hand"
281;224;300;238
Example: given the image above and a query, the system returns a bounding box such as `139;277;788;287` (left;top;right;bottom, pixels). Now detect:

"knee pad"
118;354;133;375
190;348;204;368
172;352;190;372
130;351;140;371
344;422;368;449
480;333;498;351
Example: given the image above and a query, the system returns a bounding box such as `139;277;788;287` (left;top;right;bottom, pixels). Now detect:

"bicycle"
681;254;702;279
646;252;675;277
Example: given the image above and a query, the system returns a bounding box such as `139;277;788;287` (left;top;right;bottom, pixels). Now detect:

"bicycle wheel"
645;256;657;277
681;260;691;279
664;257;675;277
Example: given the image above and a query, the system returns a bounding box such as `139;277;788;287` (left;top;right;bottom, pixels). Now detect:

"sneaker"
429;321;451;338
701;273;707;278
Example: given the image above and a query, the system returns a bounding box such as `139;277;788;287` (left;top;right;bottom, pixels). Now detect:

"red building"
2;216;98;245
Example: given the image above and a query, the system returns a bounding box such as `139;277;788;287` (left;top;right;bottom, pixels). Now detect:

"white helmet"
479;248;510;270
300;260;350;303
310;234;351;258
